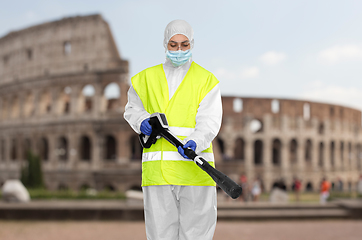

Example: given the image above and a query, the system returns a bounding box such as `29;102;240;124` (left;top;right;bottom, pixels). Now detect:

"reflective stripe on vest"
142;151;215;163
132;61;219;186
169;126;194;136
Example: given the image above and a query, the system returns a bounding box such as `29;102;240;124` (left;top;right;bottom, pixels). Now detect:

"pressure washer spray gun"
139;112;242;199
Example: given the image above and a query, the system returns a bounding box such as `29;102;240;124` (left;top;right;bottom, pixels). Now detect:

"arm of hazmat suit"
123;85;150;134
184;84;222;154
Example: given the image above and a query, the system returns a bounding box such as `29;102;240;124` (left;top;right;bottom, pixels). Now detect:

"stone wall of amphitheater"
0;15;142;192
0;14;361;193
215;97;362;192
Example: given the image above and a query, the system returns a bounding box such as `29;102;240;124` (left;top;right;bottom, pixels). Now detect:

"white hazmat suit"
124;19;222;240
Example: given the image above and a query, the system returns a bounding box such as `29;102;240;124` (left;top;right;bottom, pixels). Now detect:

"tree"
21;151;44;189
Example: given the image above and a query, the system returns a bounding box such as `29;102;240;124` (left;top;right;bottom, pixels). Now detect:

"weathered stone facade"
0;15;361;193
216;97;362;192
0;15;141;192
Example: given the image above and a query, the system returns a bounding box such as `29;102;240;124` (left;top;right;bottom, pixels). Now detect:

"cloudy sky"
1;0;362;110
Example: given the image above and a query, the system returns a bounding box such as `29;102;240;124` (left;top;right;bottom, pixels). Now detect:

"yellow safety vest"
132;62;219;186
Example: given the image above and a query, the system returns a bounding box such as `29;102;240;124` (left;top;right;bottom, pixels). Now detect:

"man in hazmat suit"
124;19;222;240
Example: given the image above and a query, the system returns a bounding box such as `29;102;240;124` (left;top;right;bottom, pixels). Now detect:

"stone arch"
348;142;352;166
356;143;362;170
330;141;335;167
305;182;313;192
254;140;263;165
24;92;34;117
58;86;71;114
331;181;335;191
6;98;11;120
58;136;68;161
335;178;344;191
0;139;5;161
10;139;17;161
79;183;91;191
129;185;142;191
318;123;324;135
305;139;312;162
104;135;117;160
272;139;282;165
79;135;91;161
23;138;31;160
290;139;298;164
1;98;9;120
233;137;244;161
272;179;287;191
38;137;49;161
318;142;324;167
340;141;344;166
0;99;3;120
103;82;121;111
58;183;69;191
39;90;52;115
10;95;20;119
250;119;263;133
64;41;71;55
130;135;142;160
104;183;116;192
80;84;95;113
217;137;229;160
330;106;335;117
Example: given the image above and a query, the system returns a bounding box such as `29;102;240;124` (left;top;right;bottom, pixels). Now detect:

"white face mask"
166;50;192;67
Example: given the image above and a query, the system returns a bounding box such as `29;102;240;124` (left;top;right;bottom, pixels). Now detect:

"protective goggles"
167;40;190;51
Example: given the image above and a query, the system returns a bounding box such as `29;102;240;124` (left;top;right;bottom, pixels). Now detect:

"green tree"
21;151;44;189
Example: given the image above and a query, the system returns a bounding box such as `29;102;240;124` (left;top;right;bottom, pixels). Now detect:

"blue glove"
140;118;152;135
178;140;197;159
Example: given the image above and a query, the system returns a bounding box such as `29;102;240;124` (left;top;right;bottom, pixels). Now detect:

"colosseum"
0;14;361;193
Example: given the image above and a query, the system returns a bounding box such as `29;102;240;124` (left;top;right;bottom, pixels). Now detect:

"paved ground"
1;220;362;240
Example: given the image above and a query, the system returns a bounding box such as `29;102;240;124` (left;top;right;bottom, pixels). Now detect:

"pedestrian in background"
251;178;261;202
320;178;331;204
293;177;302;202
239;173;249;202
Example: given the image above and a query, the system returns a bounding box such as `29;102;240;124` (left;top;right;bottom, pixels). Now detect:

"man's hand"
140;118;152;135
178;140;196;159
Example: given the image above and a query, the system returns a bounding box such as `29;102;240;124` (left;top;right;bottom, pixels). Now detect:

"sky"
1;0;362;110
